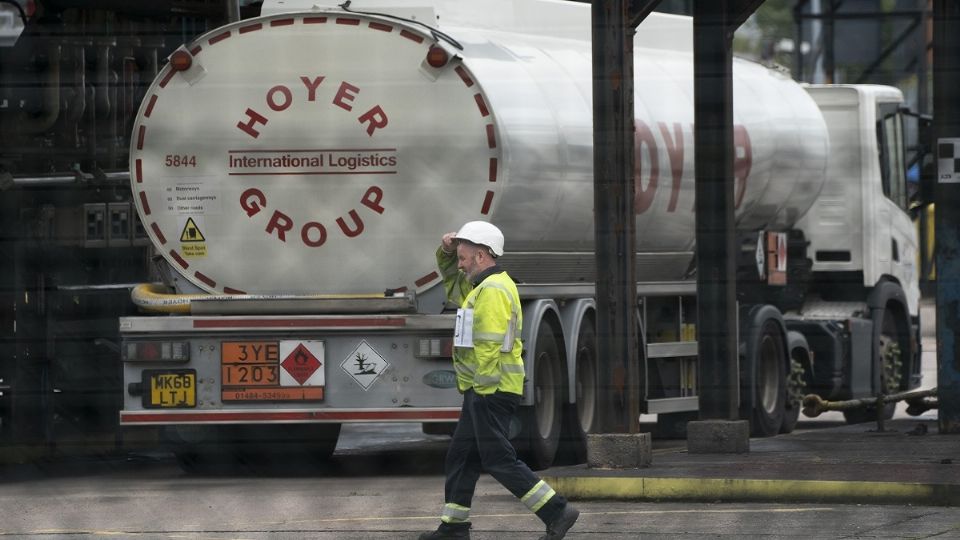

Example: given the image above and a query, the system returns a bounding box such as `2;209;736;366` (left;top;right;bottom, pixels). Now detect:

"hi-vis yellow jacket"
436;247;525;396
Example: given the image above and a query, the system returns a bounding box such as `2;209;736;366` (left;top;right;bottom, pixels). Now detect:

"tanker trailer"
118;0;922;471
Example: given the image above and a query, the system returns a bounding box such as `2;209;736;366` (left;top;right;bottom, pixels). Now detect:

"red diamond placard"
281;343;321;386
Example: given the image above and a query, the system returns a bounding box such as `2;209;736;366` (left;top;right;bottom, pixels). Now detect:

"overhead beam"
728;0;768;31
628;0;666;29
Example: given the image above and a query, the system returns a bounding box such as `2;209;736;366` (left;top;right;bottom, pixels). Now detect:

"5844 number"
165;154;197;167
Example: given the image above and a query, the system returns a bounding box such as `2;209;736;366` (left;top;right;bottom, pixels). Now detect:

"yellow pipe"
130;283;201;314
130;283;396;314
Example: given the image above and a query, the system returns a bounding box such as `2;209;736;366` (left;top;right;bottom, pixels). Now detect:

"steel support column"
933;0;960;433
824;0;837;83
692;0;764;421
592;0;662;434
592;0;639;434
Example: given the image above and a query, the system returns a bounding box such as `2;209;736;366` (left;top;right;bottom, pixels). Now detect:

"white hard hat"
455;221;504;257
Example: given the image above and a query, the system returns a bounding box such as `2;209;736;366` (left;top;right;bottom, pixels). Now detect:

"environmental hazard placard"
341;341;389;391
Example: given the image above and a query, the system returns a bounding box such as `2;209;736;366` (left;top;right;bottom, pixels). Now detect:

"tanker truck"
118;0;923;471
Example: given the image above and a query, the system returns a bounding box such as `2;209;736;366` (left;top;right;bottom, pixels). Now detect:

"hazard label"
179;216;207;258
755;231;766;280
280;340;325;387
341;341;389;390
766;232;788;286
180;217;205;242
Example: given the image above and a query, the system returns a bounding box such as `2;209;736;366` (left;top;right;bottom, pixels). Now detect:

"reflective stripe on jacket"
436;247;525;396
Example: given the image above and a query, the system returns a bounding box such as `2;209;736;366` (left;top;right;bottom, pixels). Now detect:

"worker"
419;221;579;540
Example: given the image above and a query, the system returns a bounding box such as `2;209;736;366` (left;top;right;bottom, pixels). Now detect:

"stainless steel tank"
131;3;828;295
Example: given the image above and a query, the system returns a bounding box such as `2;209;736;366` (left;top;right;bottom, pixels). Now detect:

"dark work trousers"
443;388;566;525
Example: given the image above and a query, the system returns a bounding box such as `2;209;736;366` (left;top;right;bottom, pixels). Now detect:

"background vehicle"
117;0;923;470
0;0;254;452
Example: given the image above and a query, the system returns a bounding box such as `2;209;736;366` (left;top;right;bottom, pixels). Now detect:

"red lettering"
634;120;660;214
358;105;388;136
300;76;325;101
240;188;266;216
336;210;364;237
658;122;684;212
301;221;327;247
360;186;385;214
333;81;360;111
734;125;752;210
267;85;293;112
266;210;293;241
237;108;268;139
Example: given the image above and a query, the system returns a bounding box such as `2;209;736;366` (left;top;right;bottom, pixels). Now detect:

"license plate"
144;370;196;408
221;340;325;402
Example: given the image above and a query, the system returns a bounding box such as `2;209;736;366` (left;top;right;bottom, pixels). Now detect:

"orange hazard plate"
220;341;325;402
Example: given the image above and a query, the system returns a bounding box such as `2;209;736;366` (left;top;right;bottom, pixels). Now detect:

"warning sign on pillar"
280;340;325;387
938;138;960;184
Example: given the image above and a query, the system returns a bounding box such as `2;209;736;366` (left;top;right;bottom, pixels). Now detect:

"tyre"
780;357;804;434
515;321;563;470
740;306;787;438
556;318;596;465
574;321;598;437
844;295;906;424
781;331;810;434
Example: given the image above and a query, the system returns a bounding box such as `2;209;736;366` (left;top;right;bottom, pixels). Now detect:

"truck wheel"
516;321;563;470
574;322;598;435
556;319;597;464
844;299;905;424
742;308;787;438
780;357;805;434
781;331;811;434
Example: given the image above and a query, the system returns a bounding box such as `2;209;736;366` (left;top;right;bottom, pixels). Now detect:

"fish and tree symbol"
341;341;389;390
353;352;376;375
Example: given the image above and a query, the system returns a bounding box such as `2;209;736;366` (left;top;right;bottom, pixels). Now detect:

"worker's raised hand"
441;232;458;254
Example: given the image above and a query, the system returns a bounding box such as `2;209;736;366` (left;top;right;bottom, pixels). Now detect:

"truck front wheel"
844;293;907;424
741;305;787;437
753;320;786;436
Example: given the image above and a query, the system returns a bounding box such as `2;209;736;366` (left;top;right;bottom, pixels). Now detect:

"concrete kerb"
541;475;960;507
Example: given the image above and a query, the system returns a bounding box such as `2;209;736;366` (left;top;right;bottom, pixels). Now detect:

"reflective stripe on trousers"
441;502;470;524
521;480;556;512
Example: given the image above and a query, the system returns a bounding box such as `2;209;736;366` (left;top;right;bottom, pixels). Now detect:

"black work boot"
538;504;579;540
418;521;471;540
